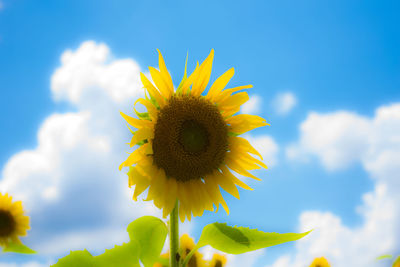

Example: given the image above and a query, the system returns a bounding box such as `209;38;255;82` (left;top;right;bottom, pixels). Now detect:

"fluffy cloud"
0;41;161;264
241;94;262;114
274;103;400;267
272;92;297;115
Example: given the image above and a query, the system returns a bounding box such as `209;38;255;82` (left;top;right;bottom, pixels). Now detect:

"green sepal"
2;240;36;254
228;132;240;137
136;139;148;146
127;216;168;267
196;222;311;254
145;90;160;110
134;111;151;121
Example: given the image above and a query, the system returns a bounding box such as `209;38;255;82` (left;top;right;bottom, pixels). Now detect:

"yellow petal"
212;171;240;199
162;178;177;218
140;72;166;107
225;156;261;181
220;165;253;190
135;157;156;180
237;151;267;169
180;62;200;95
179;202;186;222
120;111;154;129
119;143;150;170
178;182;194;220
128;167;151;200
229;136;263;159
227;153;261;171
227;114;269;134
213;85;253;104
157;49;174;96
219;92;249;113
191;49;214;96
203;176;229;214
187;181;203;217
206;68;234;101
130;127;154;147
147;170;167;208
149;67;173;99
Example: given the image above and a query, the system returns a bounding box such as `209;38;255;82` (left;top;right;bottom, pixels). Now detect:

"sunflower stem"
169;200;179;267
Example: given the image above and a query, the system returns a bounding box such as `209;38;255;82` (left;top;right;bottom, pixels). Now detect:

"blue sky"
1;0;400;266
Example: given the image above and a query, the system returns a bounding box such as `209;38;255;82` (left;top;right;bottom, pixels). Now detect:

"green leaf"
51;242;140;267
376;254;393;260
51;250;95;267
127;216;168;267
197;222;311;254
94;241;140;267
2;241;36;254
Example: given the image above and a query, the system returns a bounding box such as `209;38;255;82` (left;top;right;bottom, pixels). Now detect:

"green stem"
169;201;179;267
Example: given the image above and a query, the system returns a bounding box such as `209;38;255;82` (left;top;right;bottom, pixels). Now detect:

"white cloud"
241;94;262;114
272;92;297;115
273;103;400;267
0;41;162;264
286;111;370;170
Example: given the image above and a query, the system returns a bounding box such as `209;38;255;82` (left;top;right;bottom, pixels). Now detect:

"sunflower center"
0;210;16;237
180;120;209;153
153;95;228;182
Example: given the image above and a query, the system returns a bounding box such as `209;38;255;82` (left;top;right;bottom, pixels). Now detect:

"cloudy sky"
1;1;400;266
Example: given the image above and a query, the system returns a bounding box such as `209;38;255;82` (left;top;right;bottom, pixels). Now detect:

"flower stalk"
169;200;179;267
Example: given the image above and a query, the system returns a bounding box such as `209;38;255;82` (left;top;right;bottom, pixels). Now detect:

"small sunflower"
0;193;30;248
179;234;206;267
208;253;227;267
309;257;331;267
394;256;400;267
120;49;268;221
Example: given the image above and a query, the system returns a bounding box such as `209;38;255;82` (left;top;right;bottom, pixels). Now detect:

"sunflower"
0;193;30;248
208;253;227;267
120;49;268;221
309;257;331;267
153;234;206;267
394;256;400;267
179;234;206;267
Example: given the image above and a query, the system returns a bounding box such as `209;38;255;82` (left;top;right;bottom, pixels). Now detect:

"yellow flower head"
394;256;400;267
120;50;269;221
153;234;206;267
0;193;30;248
208;253;227;267
180;234;206;267
309;257;331;267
